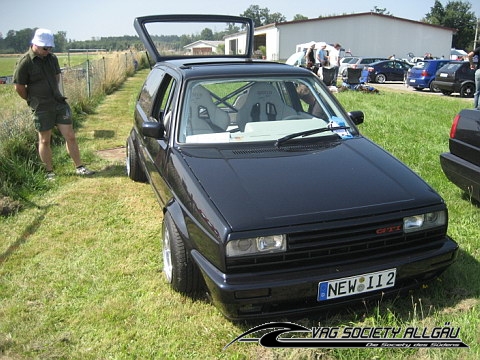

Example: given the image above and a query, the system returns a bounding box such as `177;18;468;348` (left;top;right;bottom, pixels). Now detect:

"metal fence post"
86;59;91;98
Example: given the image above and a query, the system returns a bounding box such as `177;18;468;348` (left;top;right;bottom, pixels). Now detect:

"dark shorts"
32;102;72;132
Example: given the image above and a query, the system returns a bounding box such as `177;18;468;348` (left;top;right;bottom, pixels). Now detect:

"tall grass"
0;86;41;201
0;52;147;209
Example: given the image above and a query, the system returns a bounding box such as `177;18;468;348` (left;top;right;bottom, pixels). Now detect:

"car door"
387;61;405;81
143;71;178;207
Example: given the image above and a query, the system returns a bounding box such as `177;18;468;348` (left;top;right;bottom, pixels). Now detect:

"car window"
360;58;378;65
438;63;462;73
178;77;353;144
159;76;176;135
413;62;427;69
138;69;166;117
435;61;449;70
148;73;177;137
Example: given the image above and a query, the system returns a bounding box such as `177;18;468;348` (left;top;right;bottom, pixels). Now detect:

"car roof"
436;61;470;72
370;59;410;66
411;59;450;68
134;14;254;63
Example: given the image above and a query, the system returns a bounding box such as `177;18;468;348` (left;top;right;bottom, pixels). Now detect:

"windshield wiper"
275;126;349;147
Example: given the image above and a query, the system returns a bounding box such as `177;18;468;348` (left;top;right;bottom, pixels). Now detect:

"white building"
184;40;224;55
225;12;455;61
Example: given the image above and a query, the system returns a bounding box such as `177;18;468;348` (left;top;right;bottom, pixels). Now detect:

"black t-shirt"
473;46;480;70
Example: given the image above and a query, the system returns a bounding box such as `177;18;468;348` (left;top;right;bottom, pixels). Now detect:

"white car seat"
236;82;298;131
188;85;229;135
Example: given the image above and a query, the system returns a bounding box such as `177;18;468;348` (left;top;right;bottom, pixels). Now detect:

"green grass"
0;55;18;77
0;77;479;359
0;53;110;77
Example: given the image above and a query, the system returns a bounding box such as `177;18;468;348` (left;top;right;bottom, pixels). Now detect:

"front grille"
226;219;446;273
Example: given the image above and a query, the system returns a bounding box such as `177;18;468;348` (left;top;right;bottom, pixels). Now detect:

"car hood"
181;138;441;232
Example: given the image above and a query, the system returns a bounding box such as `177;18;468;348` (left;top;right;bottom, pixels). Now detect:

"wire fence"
60;51;140;104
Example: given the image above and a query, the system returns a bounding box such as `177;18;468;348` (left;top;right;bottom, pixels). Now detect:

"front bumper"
191;237;458;320
440;152;480;202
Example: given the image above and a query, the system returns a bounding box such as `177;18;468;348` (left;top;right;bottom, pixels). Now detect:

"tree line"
0;26;241;54
0;1;477;54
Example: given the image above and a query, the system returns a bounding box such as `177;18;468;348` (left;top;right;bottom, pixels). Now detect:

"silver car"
340;57;388;77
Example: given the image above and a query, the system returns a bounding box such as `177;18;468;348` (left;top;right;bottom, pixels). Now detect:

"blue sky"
2;0;479;41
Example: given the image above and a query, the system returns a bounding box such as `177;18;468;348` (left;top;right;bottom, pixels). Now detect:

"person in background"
329;43;342;83
316;43;329;67
467;46;480;110
305;42;316;69
13;28;94;180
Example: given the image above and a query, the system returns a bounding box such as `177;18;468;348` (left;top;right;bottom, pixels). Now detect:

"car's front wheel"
126;136;147;182
460;83;475;98
375;74;386;83
162;212;203;295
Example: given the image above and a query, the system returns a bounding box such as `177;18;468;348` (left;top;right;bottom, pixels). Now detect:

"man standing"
13;28;94;180
329;43;342;84
467;46;480;110
316;43;328;67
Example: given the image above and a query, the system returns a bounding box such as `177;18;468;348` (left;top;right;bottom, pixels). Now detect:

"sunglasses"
42;47;52;51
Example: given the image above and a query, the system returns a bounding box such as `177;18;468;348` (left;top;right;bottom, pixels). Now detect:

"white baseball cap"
31;28;55;47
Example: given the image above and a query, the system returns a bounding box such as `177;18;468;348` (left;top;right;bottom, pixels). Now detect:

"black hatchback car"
432;61;476;97
441;109;480;202
127;15;458;320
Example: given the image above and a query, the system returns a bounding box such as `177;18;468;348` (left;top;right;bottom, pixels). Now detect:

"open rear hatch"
133;14;254;63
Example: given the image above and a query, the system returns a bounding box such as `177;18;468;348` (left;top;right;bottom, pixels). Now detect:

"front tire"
162;212;202;295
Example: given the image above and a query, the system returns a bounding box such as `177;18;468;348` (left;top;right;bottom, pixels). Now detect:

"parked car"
440;109;480;202
406;59;452;92
367;60;413;83
338;57;356;74
340;57;388;77
285;51;306;67
127;14;458;320
432;61;476;98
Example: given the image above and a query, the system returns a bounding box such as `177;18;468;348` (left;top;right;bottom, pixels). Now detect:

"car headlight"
226;235;286;257
403;211;446;233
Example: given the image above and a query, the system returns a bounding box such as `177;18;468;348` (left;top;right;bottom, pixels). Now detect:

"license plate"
409;79;416;83
318;269;396;301
440;73;448;77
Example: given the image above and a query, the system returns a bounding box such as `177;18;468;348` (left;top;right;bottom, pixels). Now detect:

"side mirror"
141;121;165;139
348;111;364;125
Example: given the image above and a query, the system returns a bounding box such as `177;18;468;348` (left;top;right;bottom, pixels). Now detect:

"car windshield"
178;77;354;144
